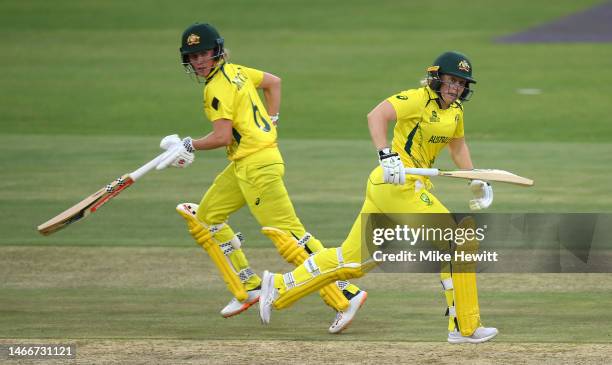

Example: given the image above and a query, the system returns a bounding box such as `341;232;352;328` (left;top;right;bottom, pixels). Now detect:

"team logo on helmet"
457;60;471;72
186;34;200;46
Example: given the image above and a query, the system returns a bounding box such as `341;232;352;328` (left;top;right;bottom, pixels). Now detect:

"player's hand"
160;134;182;150
378;148;405;185
156;137;195;170
469;179;493;210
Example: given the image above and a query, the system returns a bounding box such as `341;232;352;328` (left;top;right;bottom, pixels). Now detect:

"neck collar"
205;59;225;83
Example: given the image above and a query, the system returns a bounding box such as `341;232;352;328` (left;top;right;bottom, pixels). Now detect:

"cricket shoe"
259;270;279;324
220;287;260;318
447;326;498;344
328;290;368;334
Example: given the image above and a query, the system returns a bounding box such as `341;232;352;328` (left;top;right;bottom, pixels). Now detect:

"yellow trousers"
273;166;481;334
196;147;359;296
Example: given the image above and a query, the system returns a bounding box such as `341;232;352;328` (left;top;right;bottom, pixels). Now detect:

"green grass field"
2;0;612;363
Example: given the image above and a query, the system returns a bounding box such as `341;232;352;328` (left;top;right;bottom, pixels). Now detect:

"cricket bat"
405;168;534;186
37;150;172;236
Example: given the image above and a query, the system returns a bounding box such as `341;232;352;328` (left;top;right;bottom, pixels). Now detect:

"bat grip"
404;168;439;177
129;150;173;181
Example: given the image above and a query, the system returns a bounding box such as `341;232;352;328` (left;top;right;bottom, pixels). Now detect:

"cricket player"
160;22;365;333
259;51;498;343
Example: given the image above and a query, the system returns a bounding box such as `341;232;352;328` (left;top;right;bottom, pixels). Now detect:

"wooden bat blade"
37;175;134;236
438;169;534;186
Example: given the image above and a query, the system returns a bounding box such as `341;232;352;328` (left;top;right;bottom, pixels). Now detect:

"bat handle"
405;168;439;177
129;150;173;181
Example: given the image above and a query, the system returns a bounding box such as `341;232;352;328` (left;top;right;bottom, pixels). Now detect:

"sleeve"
203;82;235;122
453;110;465;138
386;89;420;121
241;66;264;88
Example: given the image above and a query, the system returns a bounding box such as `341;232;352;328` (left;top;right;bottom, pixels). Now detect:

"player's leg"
260;208;373;327
414;187;497;343
177;162;260;317
259;172;388;328
260;227;354;312
445;216;498;343
237;161;362;312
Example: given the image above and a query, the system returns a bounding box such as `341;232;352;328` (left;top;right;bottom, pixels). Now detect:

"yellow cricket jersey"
386;86;465;169
203;62;277;161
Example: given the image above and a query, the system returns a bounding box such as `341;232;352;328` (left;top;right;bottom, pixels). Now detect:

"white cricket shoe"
220;288;260;318
259;270;278;324
328;290;368;334
447;326;498;344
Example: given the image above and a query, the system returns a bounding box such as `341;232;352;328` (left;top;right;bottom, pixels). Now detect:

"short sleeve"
386;90;420;121
241;66;264;88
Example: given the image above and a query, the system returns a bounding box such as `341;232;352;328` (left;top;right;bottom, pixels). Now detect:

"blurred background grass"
2;0;610;141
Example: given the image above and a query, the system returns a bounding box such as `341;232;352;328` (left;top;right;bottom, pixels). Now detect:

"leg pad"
275;261;364;310
450;216;482;336
262;227;349;311
177;203;248;302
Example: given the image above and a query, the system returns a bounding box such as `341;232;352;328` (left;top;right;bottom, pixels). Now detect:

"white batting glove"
378;148;406;185
156;137;195;170
469;179;493;210
181;137;195;153
270;113;279;126
160;134;182;150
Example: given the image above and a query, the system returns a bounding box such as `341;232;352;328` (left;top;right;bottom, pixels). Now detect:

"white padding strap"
283;272;296;289
304;256;321;277
220;233;244;255
230;233;243;249
238;268;255;283
297;232;312;248
448;306;456;317
336;247;344;267
441;278;454;290
219;242;234;256
208;223;225;234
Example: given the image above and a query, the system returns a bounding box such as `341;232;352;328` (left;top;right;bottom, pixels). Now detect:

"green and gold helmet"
427;51;476;101
429;51;476;84
179;23;224;65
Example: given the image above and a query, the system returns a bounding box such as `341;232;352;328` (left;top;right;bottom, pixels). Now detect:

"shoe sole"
448;330;498;344
221;296;260;318
329;291;368;334
259;271;274;324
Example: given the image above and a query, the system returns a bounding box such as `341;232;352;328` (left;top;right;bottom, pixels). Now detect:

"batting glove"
270;113;279;126
378;148;406;185
182;137;195;153
160;134;182;150
156;141;195;170
469;179;493;210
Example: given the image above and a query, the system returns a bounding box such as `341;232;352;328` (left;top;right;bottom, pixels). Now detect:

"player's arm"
157;120;232;168
367;100;396;150
258;72;281;119
243;66;280;124
448;137;474;169
191;119;234;150
367;100;405;185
